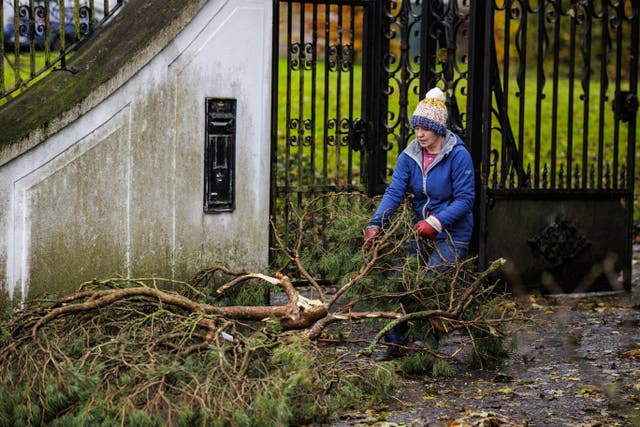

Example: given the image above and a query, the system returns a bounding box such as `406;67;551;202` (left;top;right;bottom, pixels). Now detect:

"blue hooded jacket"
368;130;475;242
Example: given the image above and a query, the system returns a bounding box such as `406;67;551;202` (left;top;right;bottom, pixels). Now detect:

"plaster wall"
0;0;272;299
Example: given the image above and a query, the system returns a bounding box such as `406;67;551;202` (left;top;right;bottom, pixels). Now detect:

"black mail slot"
204;98;236;213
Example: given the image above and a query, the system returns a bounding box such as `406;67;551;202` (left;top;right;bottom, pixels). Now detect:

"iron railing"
484;0;638;193
271;0;371;249
0;0;125;102
272;0;639;290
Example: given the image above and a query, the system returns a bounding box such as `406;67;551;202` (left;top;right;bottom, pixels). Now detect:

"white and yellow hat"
410;87;448;136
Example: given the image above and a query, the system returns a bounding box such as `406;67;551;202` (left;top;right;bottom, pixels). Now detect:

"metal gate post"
269;0;281;265
466;0;493;267
624;0;639;287
419;1;437;92
363;0;389;197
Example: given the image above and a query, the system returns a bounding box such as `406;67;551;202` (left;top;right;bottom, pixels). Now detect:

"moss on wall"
1;0;273;299
0;0;206;151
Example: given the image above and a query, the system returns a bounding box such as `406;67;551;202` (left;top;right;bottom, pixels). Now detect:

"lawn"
1;49;67;104
275;57;636;191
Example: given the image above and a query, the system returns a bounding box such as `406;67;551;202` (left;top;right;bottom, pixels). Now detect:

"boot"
380;322;408;360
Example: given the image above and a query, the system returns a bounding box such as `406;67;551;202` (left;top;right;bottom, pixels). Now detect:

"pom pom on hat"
410;87;448;136
424;87;446;103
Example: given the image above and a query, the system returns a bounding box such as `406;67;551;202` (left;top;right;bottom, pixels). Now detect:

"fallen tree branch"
307;310;401;340
360;257;508;355
453;258;506;316
30;274;329;337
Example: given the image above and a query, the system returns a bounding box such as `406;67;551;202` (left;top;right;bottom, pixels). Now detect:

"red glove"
413;220;438;240
363;227;380;251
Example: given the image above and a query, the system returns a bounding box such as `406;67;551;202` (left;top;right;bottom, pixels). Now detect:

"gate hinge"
348;118;371;151
612;91;639;123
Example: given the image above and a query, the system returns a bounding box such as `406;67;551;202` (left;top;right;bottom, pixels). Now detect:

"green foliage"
467;325;509;370
0;388;36;427
197;270;270;307
250;392;291;427
462;301;511;370
398;352;438;376
288;193;379;281
395;344;455;378
0;287;400;426
275;192;516;376
274;192;415;306
0;289;16;348
432;359;456;377
0;192;516;425
344;363;398;404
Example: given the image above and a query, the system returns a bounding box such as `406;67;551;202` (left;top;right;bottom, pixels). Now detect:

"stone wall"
0;0;272;299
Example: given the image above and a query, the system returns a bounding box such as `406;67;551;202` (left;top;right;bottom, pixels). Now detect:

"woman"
363;87;475;353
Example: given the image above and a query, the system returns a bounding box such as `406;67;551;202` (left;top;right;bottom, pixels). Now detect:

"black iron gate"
271;0;639;293
270;0;438;252
471;1;639;293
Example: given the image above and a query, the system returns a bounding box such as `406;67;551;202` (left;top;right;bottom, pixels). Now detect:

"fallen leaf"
424;386;438;394
620;349;640;360
578;385;601;395
447;410;521;426
361;422;404;427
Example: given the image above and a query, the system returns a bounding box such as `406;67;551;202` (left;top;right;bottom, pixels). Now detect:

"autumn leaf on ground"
578;385;601;396
447;410;522;426
619;348;640;360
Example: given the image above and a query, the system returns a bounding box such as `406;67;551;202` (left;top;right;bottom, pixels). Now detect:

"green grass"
487;72;634;189
276;57;637;189
274;56;639;224
274;57;365;188
1;50;65;104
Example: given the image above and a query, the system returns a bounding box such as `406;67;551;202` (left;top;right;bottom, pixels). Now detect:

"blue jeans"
402;236;469;271
384;238;469;345
425;238;469;270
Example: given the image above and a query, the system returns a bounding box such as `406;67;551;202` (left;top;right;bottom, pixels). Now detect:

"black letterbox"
204;98;236;212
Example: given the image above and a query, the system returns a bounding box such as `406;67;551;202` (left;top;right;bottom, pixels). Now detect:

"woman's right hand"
363;227;380;251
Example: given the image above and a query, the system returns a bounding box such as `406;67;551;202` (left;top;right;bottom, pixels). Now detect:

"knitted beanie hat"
410;87;448;136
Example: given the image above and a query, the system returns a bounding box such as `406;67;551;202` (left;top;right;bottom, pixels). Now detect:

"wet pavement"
329;247;640;427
